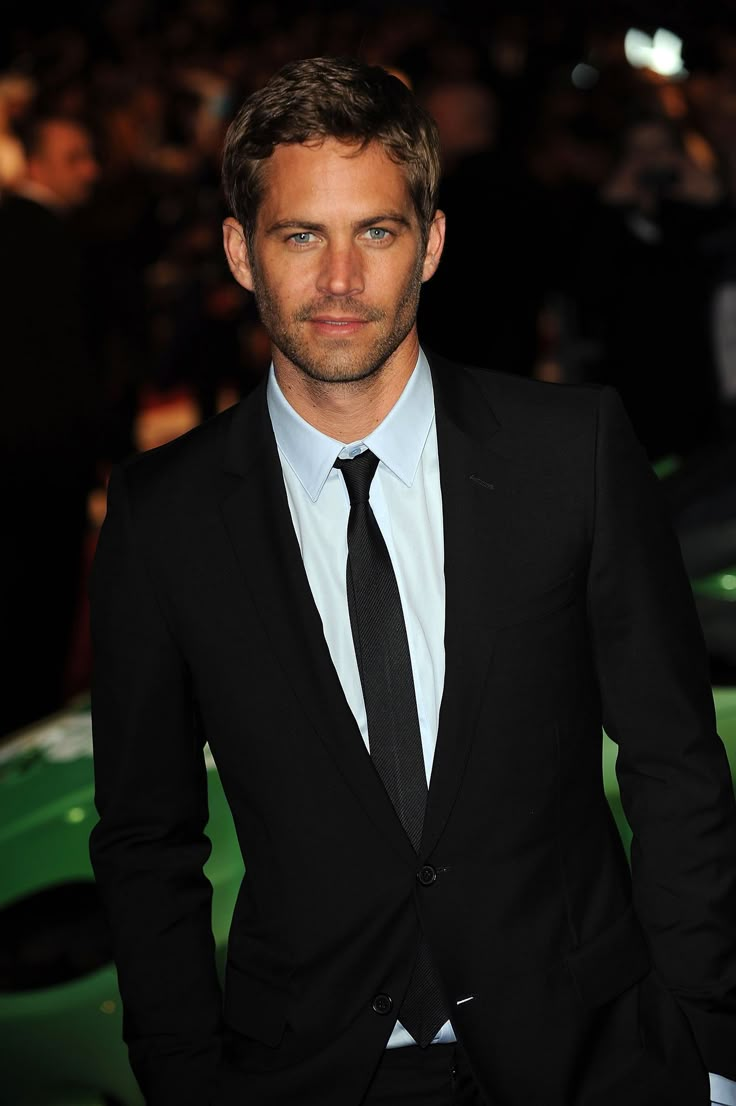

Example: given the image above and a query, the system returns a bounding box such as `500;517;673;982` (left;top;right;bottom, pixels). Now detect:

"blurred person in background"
139;62;268;420
415;71;549;377
0;112;100;736
687;48;736;438
571;112;734;463
0;73;35;192
71;75;170;469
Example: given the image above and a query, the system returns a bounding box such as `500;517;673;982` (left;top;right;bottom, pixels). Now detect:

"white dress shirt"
265;350;735;1099
267;350;454;1048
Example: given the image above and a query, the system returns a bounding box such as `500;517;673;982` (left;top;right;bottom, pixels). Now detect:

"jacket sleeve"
587;385;736;1080
88;463;223;1105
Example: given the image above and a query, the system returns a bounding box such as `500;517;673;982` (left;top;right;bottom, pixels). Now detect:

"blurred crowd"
4;0;736;733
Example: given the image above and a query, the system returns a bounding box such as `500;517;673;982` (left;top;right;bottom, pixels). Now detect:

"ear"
222;217;255;292
421;209;446;283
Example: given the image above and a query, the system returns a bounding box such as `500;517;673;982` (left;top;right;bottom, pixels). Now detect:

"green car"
655;446;736;683
0;697;241;1106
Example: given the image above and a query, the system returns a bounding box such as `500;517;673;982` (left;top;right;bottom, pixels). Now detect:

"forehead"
258;137;414;224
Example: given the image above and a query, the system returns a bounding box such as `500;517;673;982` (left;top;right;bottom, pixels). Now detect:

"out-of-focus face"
424;81;498;163
623;122;681;170
223;137;444;391
27;120;99;208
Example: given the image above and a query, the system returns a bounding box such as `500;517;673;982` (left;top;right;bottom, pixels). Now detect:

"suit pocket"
223;959;290;1047
564;904;651;1010
488;571;580;629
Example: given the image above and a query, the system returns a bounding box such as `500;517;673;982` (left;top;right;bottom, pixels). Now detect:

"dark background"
4;0;736;710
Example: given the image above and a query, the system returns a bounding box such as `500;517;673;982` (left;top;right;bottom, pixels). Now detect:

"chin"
300;361;383;385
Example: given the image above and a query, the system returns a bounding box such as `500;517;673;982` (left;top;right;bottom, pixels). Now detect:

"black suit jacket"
89;353;736;1106
0;193;97;469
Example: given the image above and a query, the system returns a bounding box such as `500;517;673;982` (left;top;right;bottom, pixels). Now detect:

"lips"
309;316;370;336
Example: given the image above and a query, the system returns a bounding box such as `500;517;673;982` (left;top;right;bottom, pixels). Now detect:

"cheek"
273;278;312;317
258;258;314;308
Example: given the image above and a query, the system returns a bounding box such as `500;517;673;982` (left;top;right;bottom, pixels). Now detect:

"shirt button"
417;864;437;886
372;993;393;1015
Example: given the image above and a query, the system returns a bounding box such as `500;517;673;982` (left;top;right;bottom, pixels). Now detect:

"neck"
273;336;419;441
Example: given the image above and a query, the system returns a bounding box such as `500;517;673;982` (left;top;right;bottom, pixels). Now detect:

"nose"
316;240;364;298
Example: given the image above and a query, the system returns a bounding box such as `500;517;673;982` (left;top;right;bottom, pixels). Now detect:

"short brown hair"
221;56;441;249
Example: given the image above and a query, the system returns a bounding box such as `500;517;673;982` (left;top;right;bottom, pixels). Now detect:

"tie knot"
334;448;379;505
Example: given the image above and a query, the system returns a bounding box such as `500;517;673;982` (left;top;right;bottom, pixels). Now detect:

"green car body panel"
0;698;240;1106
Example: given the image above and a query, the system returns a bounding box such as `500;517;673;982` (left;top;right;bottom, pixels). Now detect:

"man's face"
28;121;99;208
224;138;444;388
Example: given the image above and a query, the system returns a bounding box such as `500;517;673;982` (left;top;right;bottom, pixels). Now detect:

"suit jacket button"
417;864;437;886
372;993;393;1015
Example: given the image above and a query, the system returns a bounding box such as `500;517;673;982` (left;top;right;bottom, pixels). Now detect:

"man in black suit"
88;58;736;1106
0;113;99;736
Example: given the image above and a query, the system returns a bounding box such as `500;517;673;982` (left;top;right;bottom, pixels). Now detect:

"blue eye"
367;227;389;240
290;232;315;244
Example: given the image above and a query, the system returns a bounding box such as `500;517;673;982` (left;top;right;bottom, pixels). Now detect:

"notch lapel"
421;356;515;858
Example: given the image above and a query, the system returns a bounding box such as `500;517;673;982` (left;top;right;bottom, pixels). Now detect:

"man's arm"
89;464;223;1106
586;386;736;1082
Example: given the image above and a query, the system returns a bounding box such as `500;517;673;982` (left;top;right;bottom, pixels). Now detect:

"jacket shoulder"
467;364;603;421
427;349;605;447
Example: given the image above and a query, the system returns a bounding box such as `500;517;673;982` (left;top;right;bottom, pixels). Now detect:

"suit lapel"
220;384;418;867
219;358;515;865
421;355;515;858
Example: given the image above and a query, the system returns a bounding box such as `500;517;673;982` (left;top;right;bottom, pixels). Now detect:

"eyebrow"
264;212;412;235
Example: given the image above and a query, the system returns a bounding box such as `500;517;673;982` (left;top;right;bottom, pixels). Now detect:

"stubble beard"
249;254;426;386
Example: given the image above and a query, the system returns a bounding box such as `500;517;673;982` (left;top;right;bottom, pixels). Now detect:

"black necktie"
335;448;448;1048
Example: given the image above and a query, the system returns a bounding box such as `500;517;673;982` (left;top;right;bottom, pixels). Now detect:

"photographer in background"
601;114;723;218
571;113;734;463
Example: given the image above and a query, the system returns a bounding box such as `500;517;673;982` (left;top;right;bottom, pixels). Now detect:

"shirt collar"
266;349;435;502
